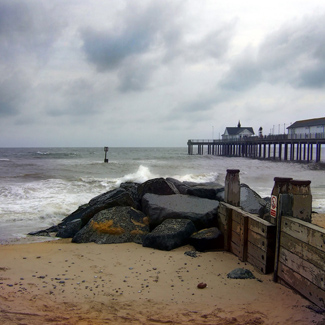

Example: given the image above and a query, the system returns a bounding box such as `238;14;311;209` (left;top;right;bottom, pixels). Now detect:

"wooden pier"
187;135;325;163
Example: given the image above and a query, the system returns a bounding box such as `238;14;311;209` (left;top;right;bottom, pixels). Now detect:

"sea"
0;147;325;244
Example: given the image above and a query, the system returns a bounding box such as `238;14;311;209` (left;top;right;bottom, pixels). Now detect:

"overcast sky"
1;0;325;147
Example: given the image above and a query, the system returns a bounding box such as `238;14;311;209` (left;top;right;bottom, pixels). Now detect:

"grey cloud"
81;2;235;92
46;79;99;117
0;71;30;117
117;59;157;92
81;2;173;71
0;0;65;61
220;54;262;91
220;13;325;92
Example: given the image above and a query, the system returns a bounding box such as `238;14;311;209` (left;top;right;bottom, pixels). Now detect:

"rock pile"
29;177;269;251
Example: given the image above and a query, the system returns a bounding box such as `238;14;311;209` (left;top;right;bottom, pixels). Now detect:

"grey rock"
142;193;219;230
166;178;190;195
216;184;269;217
63;188;137;228
137;178;179;198
56;219;82;238
227;268;255;279
189;227;224;251
72;206;149;244
142;219;196;251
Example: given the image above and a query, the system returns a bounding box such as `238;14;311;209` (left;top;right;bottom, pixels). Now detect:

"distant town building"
222;122;255;140
287;117;325;139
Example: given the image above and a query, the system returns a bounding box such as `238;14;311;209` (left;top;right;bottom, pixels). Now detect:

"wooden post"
224;169;240;207
269;177;292;225
289;180;312;222
104;147;109;163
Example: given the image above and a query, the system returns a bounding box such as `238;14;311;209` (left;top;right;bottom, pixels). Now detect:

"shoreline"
1;239;324;324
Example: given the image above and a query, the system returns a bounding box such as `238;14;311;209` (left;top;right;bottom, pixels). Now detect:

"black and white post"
104;147;109;163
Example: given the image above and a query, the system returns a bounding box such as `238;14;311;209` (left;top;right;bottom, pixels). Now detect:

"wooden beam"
282;216;325;252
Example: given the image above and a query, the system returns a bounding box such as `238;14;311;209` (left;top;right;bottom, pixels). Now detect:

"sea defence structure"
187;135;325;163
220;169;325;310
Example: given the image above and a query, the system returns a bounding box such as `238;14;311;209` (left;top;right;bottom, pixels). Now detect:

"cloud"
81;2;173;71
0;0;65;62
220;13;325;92
81;1;235;92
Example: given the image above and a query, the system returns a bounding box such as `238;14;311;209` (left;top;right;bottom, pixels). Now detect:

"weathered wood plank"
231;230;240;247
278;263;325;310
239;214;248;261
247;241;274;264
232;219;241;235
217;204;233;251
280;232;325;271
248;217;276;238
247;253;267;274
232;210;242;224
247;229;267;251
279;247;325;290
282;216;325;252
230;240;241;257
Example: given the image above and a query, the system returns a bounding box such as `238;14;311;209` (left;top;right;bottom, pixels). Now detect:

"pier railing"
187;134;325;162
189;132;325;144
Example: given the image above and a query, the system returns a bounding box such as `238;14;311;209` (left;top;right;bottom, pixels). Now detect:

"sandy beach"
1;238;324;325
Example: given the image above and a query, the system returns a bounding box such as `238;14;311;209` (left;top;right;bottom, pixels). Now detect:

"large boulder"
189;227;224;251
137;178;179;198
166;178;190;195
56;219;82;238
166;178;224;199
72;206;149;244
120;182;141;209
142;219;196;251
142;193;219;230
60;188;137;228
216;184;269;217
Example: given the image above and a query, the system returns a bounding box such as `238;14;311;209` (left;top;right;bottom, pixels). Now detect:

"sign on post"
270;195;277;218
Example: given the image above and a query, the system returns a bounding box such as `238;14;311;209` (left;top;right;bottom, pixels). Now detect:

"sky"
1;0;325;147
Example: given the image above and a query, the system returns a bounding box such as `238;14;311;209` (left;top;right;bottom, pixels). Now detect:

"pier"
187;135;325;163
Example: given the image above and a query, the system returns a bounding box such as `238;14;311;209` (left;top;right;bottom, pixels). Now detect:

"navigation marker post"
104;147;109;163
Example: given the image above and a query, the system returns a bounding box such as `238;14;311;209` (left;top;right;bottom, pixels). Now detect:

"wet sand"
0;239;324;324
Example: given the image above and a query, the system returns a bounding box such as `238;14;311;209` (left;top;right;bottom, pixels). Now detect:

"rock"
62;188;137;228
189;227;224;251
142;219;196;251
227;268;255;279
184;251;198;258
216;184;269;217
240;184;269;217
72;206;149;244
186;182;224;200
166;178;190;195
197;282;207;289
120;182;141;209
56;219;82;238
137;178;179;198
142;193;219;230
28;228;57;237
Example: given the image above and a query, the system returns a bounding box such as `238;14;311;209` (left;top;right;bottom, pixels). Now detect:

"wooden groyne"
220;170;325;310
187;135;325;163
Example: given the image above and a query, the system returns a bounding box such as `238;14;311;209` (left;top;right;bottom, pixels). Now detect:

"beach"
1;239;324;325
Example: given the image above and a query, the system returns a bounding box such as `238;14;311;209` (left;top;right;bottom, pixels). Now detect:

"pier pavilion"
187;134;325;163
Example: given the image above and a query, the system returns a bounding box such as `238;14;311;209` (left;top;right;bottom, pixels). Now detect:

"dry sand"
0;239;324;325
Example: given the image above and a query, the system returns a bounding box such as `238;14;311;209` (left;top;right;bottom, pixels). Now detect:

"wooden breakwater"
219;170;325;310
188;135;325;162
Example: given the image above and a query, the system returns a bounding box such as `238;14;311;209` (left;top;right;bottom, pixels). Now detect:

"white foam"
115;165;158;186
172;172;219;183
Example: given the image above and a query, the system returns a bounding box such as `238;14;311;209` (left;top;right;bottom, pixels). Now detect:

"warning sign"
270;195;277;218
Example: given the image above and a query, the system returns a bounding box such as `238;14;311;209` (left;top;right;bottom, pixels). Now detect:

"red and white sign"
270;195;277;218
